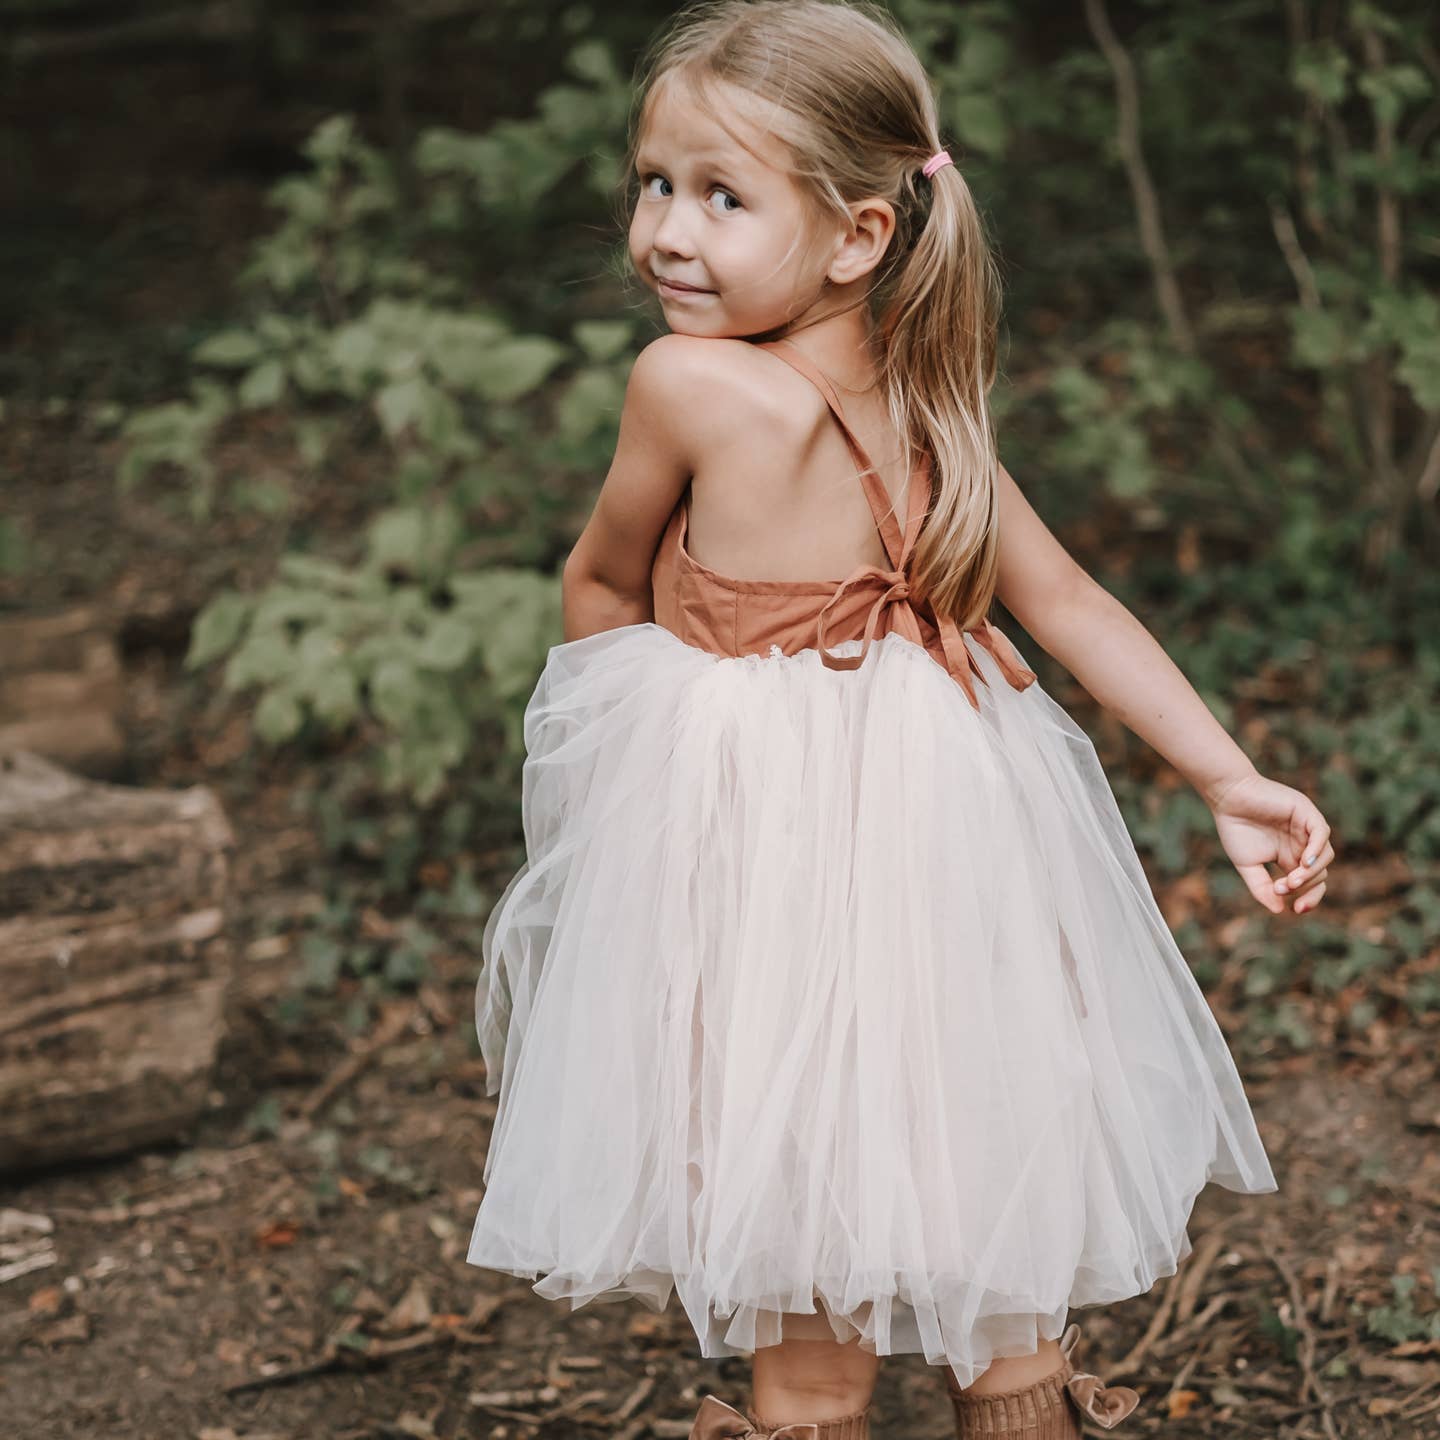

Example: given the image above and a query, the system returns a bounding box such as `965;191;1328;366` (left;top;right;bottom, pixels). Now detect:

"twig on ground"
1173;1228;1229;1328
299;1001;417;1119
1260;1231;1341;1440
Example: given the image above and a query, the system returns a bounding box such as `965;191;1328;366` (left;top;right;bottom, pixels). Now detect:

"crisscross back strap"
755;338;925;571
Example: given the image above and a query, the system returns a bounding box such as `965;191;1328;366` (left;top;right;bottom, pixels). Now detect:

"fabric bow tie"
688;1394;819;1440
1059;1322;1142;1428
813;561;1038;712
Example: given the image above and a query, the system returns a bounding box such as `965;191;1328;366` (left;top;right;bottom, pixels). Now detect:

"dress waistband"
814;562;1037;709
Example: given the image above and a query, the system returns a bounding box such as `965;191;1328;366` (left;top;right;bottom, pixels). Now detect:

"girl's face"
628;74;838;339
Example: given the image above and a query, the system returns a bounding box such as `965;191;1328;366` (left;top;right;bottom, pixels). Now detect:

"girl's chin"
664;317;728;336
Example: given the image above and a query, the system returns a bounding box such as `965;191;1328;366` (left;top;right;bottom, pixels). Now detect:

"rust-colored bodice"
649;338;1036;711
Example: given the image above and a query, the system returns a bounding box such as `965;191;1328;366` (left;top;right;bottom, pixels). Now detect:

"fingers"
1281;864;1328;909
1276;808;1334;895
1298;813;1332;872
1242;864;1290;915
1275;840;1334;895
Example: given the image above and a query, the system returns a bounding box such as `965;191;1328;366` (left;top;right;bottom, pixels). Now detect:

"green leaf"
474;337;568;402
308;666;361;728
957;29;1009;85
371;656;420;729
238;358;286;409
566;38;618;86
468;570;564;703
187;591;251;668
555;366;624;442
384;943;428;988
367;508;425;572
254;686;304;743
375;376;428;437
949;93;1007;157
194;330;265;368
300;934;343;992
1105;429;1153;499
304;114;357;165
572;320;634;364
330;320;383;382
1291;308;1350;370
1358;64;1431;130
426;313;511;390
416;614;475;671
1292;44;1350;105
224;630;295;689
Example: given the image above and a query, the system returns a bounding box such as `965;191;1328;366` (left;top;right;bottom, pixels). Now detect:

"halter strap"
747;339;1038;709
755;338;925;571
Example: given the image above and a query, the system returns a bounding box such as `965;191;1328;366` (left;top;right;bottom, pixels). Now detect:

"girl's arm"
991;462;1257;808
561;335;704;642
992;462;1334;917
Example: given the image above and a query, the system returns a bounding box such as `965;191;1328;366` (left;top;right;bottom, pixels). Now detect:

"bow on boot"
1058;1323;1141;1429
689;1394;819;1440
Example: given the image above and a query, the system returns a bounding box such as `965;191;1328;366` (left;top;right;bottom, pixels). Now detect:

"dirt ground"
4;12;1440;1440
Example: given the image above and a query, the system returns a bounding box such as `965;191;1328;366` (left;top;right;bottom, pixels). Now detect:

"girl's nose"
651;203;695;258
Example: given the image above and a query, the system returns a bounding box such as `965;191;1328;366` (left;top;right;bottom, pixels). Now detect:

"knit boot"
942;1324;1141;1437
689;1392;871;1440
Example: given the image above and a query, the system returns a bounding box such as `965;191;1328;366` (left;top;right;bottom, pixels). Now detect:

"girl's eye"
639;173;741;213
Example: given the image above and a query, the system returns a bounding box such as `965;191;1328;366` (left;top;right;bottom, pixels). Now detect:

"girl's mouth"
657;277;712;297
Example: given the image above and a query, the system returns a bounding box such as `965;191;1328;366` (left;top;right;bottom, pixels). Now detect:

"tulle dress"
465;337;1277;1386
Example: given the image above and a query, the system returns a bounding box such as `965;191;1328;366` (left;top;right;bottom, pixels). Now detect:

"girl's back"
676;336;913;582
650;334;1038;706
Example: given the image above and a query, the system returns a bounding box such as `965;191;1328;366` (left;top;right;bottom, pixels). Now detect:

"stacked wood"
0;606;126;778
0;749;236;1174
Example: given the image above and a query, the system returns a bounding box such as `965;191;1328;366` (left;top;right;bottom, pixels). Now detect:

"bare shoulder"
565;337;767;595
625;335;795;462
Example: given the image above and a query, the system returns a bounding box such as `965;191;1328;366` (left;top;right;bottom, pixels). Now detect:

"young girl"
467;3;1334;1437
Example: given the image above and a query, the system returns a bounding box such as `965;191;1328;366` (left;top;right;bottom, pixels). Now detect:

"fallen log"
0;606;125;778
0;749;236;1174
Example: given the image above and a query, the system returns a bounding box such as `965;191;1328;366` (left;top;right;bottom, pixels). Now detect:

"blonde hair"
620;0;1004;630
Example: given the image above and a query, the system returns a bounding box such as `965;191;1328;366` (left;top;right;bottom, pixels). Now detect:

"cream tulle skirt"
466;623;1275;1386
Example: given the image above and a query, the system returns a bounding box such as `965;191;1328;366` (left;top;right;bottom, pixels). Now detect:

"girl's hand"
1207;771;1334;915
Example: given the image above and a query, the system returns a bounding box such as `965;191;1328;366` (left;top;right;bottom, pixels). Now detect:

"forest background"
2;1;1438;1437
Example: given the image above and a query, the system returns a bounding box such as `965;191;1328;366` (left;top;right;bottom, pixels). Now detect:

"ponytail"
877;144;1003;631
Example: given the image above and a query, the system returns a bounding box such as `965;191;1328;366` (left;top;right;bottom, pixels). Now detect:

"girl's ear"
828;197;896;285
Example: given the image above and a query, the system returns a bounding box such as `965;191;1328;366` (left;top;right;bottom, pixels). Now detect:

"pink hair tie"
922;149;953;178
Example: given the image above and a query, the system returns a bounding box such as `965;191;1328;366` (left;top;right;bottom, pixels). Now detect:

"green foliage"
117;105;637;523
1365;1272;1440;1343
186;503;564;803
950;0;1440;550
415;37;633;212
1321;678;1440;864
356;1141;433;1199
118;89;640;909
116;380;229;517
0;515;32;576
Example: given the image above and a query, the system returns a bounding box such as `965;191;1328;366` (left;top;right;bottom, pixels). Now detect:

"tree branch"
1269;201;1322;312
1082;0;1196;356
1356;19;1400;502
1412;416;1440;504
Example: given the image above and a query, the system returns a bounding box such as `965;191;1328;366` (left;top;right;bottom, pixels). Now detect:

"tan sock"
944;1360;1081;1439
744;1401;871;1440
